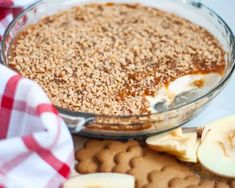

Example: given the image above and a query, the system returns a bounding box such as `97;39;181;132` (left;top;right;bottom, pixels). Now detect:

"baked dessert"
9;3;225;115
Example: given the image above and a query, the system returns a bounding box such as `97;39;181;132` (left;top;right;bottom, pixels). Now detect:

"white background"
185;0;235;127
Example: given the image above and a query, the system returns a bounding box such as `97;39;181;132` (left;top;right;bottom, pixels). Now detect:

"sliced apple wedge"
63;173;135;188
146;128;199;162
177;140;199;163
197;115;235;178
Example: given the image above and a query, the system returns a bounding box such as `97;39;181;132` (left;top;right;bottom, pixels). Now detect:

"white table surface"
185;0;235;127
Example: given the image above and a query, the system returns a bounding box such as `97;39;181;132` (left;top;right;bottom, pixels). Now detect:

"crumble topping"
9;3;225;115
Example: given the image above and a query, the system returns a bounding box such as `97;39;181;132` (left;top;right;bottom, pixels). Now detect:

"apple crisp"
9;3;225;115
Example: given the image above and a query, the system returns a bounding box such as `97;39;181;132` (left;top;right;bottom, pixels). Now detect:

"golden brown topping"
9;3;225;115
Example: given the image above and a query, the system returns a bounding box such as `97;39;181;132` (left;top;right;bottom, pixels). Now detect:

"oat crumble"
9;3;225;115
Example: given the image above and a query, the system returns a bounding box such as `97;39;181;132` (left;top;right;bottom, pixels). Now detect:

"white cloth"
0;64;74;188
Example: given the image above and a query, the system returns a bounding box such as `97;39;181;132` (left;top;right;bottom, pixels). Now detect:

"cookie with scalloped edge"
96;140;140;172
75;139;113;173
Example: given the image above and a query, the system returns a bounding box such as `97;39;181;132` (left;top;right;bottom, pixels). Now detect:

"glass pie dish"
1;0;235;139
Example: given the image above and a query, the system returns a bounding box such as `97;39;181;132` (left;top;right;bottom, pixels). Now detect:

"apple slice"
146;128;199;162
63;173;135;188
197;115;235;178
177;140;199;163
146;128;185;157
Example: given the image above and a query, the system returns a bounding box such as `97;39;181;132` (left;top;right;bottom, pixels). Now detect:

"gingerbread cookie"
75;139;113;173
128;149;194;188
144;166;194;188
96;140;140;172
113;145;143;173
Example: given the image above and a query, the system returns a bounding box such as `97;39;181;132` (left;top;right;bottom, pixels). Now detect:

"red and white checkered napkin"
0;0;36;41
0;64;74;188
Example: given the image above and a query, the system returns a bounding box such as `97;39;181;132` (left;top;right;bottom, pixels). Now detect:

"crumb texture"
9;3;225;115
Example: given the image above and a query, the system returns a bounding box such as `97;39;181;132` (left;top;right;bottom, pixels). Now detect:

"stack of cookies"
75;139;235;188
